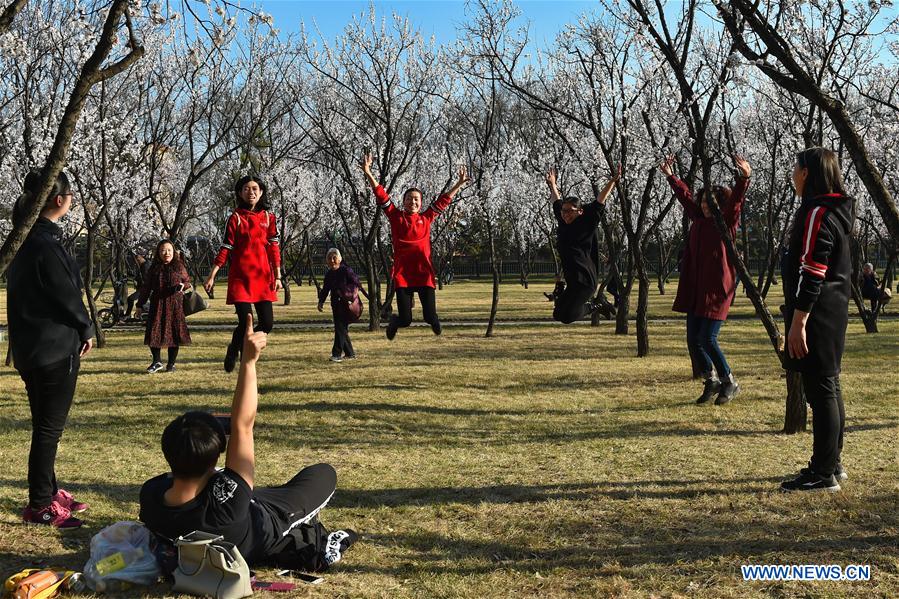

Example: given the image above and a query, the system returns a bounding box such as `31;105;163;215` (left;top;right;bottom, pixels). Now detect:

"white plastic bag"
83;521;160;592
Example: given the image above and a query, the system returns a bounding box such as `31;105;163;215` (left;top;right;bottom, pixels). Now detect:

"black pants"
151;347;180;366
553;281;594;324
331;311;354;358
254;464;337;542
803;373;845;477
392;287;439;329
230;301;274;352
20;355;80;508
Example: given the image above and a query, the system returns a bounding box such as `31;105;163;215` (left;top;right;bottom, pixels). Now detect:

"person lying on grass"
139;314;356;570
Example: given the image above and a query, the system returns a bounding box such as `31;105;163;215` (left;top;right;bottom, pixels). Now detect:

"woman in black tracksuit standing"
780;147;854;493
7;171;94;528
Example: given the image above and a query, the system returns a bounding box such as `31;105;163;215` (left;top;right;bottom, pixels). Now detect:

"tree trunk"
783;371;807;434
365;252;381;332
0;0;143;276
83;229;106;348
486;220;500;338
636;258;650;357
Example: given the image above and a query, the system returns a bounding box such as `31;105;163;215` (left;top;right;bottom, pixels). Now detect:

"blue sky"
252;0;599;47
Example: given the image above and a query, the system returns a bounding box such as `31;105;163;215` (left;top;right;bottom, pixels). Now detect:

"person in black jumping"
780;147;854;493
545;165;620;323
7;171;94;529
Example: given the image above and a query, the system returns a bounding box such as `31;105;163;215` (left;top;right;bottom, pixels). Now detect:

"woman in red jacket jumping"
360;153;469;340
204;175;282;372
660;154;751;405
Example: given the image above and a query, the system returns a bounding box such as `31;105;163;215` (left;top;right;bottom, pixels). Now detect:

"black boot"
696;376;721;404
715;373;740;405
224;344;239;373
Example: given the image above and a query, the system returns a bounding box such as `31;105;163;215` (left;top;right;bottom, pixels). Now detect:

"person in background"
136;239;192;373
544;165;619;324
659;154;752;406
204;175;282;372
126;250;151;318
7;170;94;528
317;248;361;362
360;152;469;340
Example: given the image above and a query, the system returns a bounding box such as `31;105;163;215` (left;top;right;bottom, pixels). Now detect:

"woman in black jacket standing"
7;171;94;528
780;148;854;493
317;248;361;362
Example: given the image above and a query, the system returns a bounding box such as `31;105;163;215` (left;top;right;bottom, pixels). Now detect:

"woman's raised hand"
457;165;471;186
545;167;557;188
659;156;675;177
733;153;752;178
610;164;622;183
360;152;373;174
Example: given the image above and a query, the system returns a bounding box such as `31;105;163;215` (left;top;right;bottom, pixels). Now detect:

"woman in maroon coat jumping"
137;240;192;373
660;154;751;405
360;152;469;340
204;176;282;372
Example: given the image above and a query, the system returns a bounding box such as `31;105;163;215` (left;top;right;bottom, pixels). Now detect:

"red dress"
375;185;452;288
214;209;281;304
668;175;749;320
138;262;192;348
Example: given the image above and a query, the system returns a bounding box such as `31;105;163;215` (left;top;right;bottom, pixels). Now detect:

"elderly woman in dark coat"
660;154;752;405
317;248;361;362
137;239;192;373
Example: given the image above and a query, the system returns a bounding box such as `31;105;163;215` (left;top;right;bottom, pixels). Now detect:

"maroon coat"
668;174;749;321
138;261;192;348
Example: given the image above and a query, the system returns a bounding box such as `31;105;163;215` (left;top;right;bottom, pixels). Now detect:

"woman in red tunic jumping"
204;175;282;371
360;153;469;340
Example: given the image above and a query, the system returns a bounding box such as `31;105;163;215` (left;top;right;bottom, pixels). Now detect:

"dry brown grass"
0;281;896;598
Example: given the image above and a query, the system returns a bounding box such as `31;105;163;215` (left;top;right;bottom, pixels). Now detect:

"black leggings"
20;355;80;508
151;347;179;366
392;287;439;329
553;281;594;324
230;301;274;352
803;373;845;477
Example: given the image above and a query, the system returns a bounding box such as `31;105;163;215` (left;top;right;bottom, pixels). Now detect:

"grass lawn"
0;281;897;598
1;276;790;327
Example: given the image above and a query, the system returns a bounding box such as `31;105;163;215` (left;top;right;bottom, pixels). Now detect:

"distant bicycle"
97;278;146;328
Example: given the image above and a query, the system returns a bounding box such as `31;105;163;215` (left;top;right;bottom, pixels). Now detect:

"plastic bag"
83;521;160;592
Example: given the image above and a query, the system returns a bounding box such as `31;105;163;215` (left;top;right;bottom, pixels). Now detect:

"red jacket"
668;174;749;320
214;208;281;304
375;185;452;288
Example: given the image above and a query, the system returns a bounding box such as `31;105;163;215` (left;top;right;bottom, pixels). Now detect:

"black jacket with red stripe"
782;193;854;375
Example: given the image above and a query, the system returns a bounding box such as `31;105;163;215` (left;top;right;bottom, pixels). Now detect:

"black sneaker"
147;361;164;374
696;379;721;404
715;378;740;405
165;363;176;373
431;320;442;336
780;469;841;492
224;344;239;373
385;319;398;341
800;463;848;482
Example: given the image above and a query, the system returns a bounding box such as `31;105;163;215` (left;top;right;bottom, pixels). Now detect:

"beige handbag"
172;531;252;599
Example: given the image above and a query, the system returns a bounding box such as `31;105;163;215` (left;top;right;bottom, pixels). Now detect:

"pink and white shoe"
22;501;83;529
53;488;89;513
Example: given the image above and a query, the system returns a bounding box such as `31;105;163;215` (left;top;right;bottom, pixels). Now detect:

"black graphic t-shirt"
554;200;603;288
139;468;275;561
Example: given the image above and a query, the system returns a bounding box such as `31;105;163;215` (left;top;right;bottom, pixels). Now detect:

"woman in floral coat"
138;239;192;373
